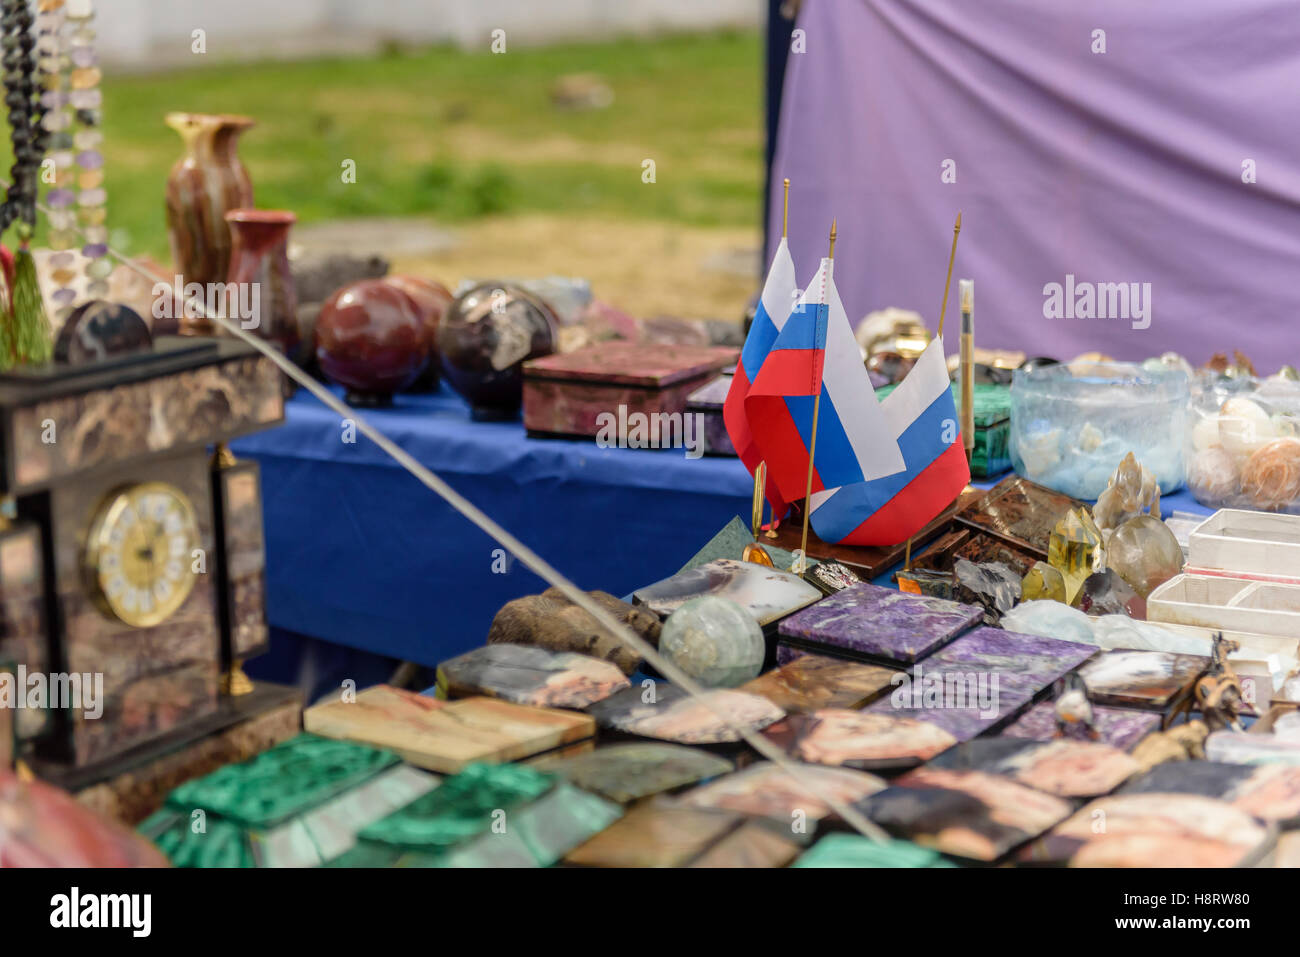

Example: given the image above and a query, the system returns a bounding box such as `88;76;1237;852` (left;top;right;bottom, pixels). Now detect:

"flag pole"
797;219;834;575
904;212;963;565
759;178;790;546
742;462;775;567
936;211;962;340
959;279;975;465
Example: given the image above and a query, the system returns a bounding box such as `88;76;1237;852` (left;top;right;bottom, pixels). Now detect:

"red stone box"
523;342;737;440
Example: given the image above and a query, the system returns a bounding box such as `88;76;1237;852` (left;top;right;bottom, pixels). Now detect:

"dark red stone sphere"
439;282;556;420
316;279;429;405
381;274;452;392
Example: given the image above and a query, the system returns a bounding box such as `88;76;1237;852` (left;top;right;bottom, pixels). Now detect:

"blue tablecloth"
233;384;1212;666
232;384;756;665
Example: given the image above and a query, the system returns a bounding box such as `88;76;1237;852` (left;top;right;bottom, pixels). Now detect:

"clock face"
83;482;201;628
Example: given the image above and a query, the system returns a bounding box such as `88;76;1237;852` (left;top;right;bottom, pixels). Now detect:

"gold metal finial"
782;179;790;238
212;442;237;470
828;219;837;259
221;660;255;696
936;211;962;340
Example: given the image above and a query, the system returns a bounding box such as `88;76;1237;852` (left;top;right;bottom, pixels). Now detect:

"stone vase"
164;113;254;333
224;209;300;367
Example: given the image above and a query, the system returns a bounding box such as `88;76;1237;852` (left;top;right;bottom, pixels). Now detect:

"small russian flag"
810;338;971;546
722;237;798;518
743;256;905;506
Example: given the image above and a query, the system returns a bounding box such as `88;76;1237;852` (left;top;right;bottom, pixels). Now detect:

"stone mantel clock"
0;335;289;786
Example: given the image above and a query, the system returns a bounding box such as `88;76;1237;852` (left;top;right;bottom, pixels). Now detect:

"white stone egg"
1218;397;1274;458
1191;414;1223;452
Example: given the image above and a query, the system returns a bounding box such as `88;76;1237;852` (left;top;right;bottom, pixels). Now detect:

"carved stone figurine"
1093;451;1162;531
1053;672;1099;740
1191;633;1246;732
1130;719;1208;772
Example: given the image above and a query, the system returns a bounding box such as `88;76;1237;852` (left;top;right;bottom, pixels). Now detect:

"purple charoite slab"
1001;702;1161;752
777;582;983;664
865;627;1097;742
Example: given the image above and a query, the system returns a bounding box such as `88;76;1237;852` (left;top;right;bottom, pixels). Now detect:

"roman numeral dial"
82;481;200;628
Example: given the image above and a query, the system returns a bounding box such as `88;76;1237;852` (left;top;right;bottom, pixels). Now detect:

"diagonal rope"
17;187;890;843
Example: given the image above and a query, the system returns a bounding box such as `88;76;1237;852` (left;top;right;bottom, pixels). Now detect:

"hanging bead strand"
37;0;79;316
65;0;107;298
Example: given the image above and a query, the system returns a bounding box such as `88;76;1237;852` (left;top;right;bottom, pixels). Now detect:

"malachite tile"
162;733;400;830
435;782;622;867
356;762;555;853
794;833;959;868
142;764;438;868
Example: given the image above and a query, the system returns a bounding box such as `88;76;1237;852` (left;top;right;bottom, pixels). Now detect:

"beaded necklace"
1;0;52;366
37;0;104;316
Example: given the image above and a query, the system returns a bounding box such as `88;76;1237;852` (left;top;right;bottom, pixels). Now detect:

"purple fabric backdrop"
768;0;1300;370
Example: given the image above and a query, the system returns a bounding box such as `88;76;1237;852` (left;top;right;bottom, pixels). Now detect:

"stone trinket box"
522;341;736;440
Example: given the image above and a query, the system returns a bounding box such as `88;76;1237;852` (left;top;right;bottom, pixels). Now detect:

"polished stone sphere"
54;301;152;364
382;274;452;391
316;279;428;405
439;281;556;419
659;596;765;688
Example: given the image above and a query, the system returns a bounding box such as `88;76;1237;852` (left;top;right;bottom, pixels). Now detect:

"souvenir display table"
230;384;1213;665
231;384;762;664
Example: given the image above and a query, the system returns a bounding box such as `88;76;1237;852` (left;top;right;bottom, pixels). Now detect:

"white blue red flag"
809;337;971;546
743;256;904;506
722;237;798;516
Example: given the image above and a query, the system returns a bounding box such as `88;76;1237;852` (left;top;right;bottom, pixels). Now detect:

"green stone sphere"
660;596;765;688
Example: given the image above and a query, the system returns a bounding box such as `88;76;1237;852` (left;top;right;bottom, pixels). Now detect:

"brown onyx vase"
165;113;255;333
225;209;300;371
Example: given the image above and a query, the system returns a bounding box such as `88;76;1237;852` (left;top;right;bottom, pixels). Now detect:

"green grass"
7;29;763;259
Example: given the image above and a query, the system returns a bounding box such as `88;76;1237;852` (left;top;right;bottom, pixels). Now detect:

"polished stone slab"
863;627;1097;741
436;643;630;709
1000;701;1161;752
741;652;898;713
856;767;1073;862
777;582;983;664
925;737;1141;798
585;684;784;745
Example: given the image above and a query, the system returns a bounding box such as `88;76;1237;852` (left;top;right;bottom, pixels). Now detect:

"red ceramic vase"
225;209;300;365
316;279;429;406
381;274;452;391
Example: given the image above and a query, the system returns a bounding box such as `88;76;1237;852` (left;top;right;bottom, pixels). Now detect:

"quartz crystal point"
1047;507;1104;604
1021;561;1067;603
952;559;1021;626
1075;569;1145;619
